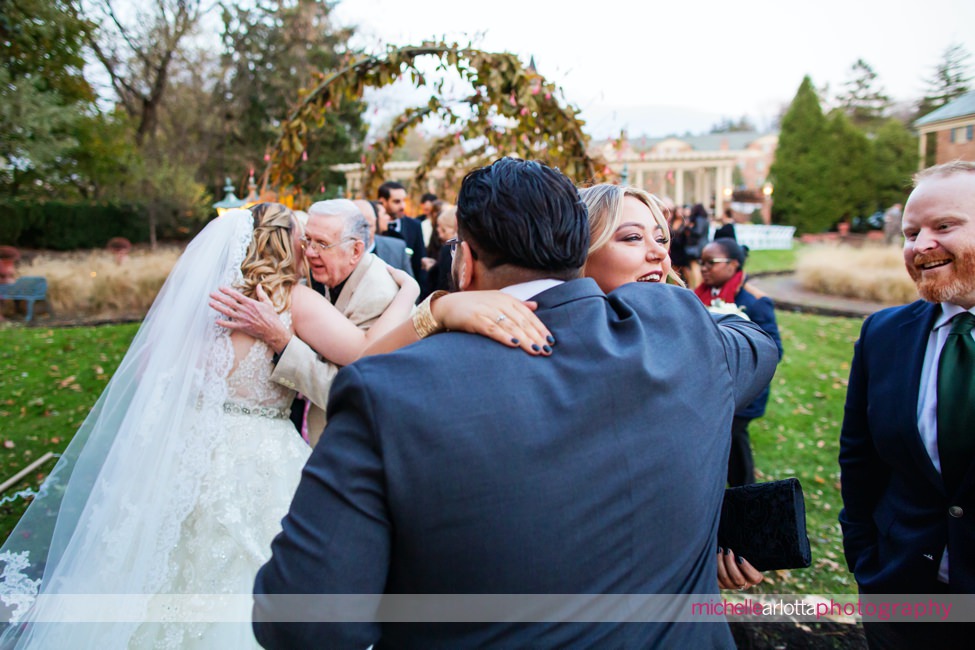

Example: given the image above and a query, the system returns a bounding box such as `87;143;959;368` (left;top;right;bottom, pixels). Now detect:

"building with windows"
914;91;975;166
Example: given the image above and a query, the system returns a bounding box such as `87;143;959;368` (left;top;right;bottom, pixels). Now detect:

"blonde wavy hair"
578;184;685;286
238;202;301;311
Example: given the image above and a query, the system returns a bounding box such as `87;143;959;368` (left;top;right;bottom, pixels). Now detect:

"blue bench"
0;276;49;323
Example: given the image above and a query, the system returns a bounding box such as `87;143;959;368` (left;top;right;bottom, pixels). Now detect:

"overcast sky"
331;0;975;138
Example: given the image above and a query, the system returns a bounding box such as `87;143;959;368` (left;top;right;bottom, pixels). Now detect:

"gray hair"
308;199;369;243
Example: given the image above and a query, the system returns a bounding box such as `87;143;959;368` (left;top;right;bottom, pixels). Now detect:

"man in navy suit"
840;161;975;648
254;158;779;649
378;180;428;296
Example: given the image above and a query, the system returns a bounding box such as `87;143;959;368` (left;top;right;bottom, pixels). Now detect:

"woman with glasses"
695;238;784;488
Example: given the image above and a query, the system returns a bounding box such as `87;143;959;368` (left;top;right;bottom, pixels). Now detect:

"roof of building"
598;131;776;153
914;90;975;127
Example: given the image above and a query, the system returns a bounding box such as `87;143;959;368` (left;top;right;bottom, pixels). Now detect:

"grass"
750;310;862;595
0;298;862;597
0;322;139;535
745;247;799;274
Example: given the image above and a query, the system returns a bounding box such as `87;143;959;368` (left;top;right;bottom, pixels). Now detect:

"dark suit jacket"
254;279;779;649
386;216;427;292
839;300;975;593
372;235;414;278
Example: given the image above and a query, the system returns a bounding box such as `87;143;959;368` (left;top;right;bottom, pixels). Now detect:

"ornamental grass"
22;246;181;319
796;245;918;305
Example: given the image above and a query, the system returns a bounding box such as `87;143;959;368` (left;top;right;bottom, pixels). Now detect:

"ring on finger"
496;314;507;323
737;584;747;591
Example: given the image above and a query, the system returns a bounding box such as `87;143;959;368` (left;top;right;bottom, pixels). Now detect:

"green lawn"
745;246;800;274
0;322;139;535
750;310;862;595
0;303;862;597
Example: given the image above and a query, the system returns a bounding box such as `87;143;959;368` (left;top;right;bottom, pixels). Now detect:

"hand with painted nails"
431;290;553;356
716;547;764;591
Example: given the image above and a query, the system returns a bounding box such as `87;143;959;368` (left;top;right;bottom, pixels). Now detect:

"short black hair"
378;181;406;200
711;237;748;267
420;192;438;203
456;157;588;278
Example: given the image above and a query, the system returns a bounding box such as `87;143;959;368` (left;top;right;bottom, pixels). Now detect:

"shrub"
796;245;918;304
24;246;181;318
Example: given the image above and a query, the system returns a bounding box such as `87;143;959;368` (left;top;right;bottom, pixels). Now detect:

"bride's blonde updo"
238;202;301;312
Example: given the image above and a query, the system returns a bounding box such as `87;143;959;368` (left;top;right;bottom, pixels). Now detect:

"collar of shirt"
500;278;564;301
366;239;376;254
934;302;975;330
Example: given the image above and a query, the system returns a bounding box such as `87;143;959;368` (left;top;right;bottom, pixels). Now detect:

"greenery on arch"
265;42;606;203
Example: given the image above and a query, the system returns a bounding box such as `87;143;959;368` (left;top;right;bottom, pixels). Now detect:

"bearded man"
839;161;975;649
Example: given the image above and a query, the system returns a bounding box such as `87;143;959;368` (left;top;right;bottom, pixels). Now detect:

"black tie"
937;312;975;493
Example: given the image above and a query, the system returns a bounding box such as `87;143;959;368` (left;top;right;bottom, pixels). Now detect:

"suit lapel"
896;301;944;491
335;252;372;314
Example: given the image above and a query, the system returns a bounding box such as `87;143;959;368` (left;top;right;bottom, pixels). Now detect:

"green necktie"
937;312;975;494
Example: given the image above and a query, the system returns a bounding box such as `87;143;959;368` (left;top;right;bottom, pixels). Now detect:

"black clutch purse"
717;478;812;572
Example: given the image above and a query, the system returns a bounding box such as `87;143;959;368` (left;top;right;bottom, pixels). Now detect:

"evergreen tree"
917;43;973;118
213;0;366;197
872;118;918;209
824;110;874;222
836;58;890;131
769;76;834;233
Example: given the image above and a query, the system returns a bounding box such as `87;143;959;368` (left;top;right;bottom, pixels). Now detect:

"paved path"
748;272;905;319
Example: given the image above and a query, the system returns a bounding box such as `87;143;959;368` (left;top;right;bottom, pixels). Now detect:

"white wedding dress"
0;211;311;649
129;322;311;648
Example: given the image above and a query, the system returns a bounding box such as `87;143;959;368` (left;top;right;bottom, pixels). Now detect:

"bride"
0;204;423;648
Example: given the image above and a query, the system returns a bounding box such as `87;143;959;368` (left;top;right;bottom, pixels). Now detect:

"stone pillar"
636;168;645;189
675;169;685;206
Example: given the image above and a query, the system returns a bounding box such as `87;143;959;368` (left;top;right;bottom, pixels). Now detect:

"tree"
85;0;205;146
0;0;94;196
872;118;918;209
769;76;834;233
917;43;973;118
835;58;890;131
213;0;366;197
709;115;757;133
824;110;874;222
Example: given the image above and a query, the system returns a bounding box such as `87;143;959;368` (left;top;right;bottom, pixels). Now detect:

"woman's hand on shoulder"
432;291;553;356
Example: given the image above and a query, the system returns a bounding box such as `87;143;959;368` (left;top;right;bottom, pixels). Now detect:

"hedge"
0;200;195;250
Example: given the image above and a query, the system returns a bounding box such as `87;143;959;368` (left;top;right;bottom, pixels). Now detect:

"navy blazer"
254;279;779;649
839;299;975;593
386;216;427;292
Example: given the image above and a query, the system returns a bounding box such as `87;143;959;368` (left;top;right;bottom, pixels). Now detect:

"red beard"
908;249;975;304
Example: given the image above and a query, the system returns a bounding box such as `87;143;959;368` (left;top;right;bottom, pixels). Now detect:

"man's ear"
350;239;366;265
455;241;476;291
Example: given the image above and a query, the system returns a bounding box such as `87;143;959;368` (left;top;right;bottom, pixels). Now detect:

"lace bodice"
225;310;294;412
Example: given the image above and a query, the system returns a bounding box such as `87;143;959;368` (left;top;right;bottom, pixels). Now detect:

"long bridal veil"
0;210;255;647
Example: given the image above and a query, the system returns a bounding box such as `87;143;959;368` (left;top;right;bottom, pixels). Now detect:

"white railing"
709;224;795;250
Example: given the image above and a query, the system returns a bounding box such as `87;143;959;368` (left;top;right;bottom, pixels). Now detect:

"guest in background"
682;203;711;289
429;205;458;292
694;238;783;486
418;192;438;247
714;208;737;241
667;204;690;285
378;181;427;294
354;199;413;277
421;200;450;277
